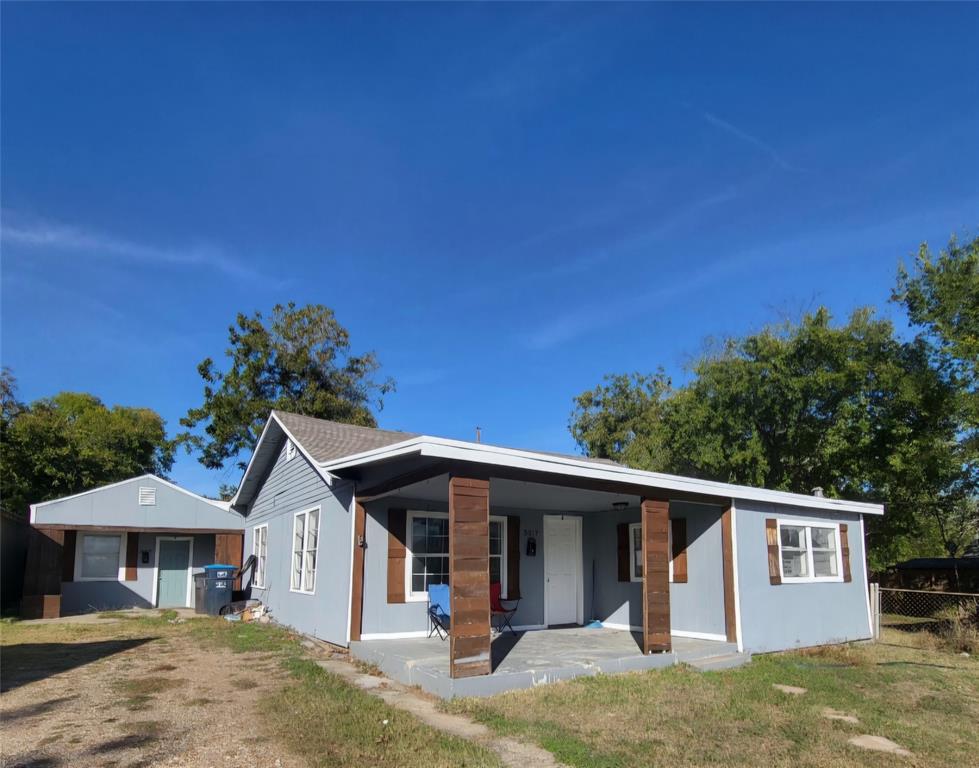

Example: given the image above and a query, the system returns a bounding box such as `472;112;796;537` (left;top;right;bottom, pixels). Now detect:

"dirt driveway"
1;613;306;768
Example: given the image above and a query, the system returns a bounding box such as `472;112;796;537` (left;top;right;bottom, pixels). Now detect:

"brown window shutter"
125;532;139;581
62;530;77;582
387;508;407;603
617;522;630;582
765;518;781;585
671;518;688;583
506;515;520;599
840;523;852;582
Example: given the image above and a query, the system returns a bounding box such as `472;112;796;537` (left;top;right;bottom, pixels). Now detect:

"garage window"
77;534;124;581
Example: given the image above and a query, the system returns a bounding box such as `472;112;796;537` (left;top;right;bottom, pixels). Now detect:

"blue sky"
2;3;977;496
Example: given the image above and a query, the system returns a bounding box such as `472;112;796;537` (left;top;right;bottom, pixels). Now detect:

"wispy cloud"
2;214;267;282
520;255;750;350
519;197;979;351
701;110;803;173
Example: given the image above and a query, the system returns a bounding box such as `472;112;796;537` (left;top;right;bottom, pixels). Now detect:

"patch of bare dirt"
1;629;307;768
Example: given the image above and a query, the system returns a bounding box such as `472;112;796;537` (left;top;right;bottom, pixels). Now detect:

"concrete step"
673;642;739;663
688;652;752;672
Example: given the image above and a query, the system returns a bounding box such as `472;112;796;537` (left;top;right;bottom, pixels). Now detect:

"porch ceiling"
374;474;640;512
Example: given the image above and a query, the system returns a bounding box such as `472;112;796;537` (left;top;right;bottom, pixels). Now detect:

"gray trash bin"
196;564;236;615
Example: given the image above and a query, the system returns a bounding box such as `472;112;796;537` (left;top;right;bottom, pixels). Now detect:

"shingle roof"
272;410;419;463
272;409;619;467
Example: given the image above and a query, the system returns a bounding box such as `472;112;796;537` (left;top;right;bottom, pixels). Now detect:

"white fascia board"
30;473;230;514
228;415;280;507
321;436;883;515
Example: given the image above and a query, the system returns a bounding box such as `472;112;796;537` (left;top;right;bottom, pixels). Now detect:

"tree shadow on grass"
1;638;155;692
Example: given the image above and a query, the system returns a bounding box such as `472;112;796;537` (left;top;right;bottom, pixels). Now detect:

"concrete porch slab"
350;627;748;698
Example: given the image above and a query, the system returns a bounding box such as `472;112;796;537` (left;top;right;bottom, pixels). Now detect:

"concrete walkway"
315;653;567;768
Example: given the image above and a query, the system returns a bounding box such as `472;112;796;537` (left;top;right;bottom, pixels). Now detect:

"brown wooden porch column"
720;502;738;644
215;532;244;590
641;498;671;653
448;476;491;678
22;526;66;619
349;500;367;642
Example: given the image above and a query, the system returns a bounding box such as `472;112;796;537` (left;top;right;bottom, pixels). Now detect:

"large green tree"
0;377;174;518
892;234;979;561
179;303;394;471
571;283;976;569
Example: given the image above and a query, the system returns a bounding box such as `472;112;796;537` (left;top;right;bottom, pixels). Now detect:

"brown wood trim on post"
720;503;738;644
449;476;491;679
670;518;688;583
617;522;630;582
62;530;77;582
765;518;781;585
125;532;140;581
387;508;407;603
641;498;671;653
22;526;66;619
840;523;852;583
506;514;520;599
215;532;244;589
349;501;367;641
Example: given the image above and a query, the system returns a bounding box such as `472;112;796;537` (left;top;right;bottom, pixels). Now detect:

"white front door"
544;515;581;626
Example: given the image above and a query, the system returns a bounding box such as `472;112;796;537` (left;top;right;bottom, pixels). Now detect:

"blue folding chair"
428;583;451;640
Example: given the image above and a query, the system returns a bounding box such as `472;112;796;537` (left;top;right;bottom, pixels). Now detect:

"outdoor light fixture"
612;501;629;511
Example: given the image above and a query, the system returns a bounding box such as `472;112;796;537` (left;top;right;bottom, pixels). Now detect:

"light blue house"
229;411;882;697
25;475;244;618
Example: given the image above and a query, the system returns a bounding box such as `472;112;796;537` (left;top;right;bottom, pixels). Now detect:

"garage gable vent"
138;486;157;506
286;439;297;461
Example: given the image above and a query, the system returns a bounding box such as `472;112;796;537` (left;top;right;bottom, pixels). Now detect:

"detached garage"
24;475;245;618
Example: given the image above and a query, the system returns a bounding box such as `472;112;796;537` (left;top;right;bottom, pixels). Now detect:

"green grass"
263;657;499;768
447;634;979;768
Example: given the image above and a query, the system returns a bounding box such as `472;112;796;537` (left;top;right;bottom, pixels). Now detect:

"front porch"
351;627;748;698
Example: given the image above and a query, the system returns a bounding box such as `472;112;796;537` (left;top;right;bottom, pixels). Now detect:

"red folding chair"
490;581;520;636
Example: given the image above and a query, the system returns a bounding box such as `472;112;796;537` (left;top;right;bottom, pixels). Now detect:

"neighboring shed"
25;475;245;618
880;555;979;593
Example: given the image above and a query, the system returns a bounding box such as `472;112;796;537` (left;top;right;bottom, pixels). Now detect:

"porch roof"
234;411;885;516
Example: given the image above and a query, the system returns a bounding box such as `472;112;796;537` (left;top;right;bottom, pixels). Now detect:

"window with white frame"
778;521;841;582
252;524;268;588
406;511;507;600
77;533;123;580
290;508;319;593
628;522;673;583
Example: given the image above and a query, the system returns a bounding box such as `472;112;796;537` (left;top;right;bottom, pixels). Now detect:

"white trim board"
600;623;728;643
151;536;195;608
359;630;431;641
730;500;744;653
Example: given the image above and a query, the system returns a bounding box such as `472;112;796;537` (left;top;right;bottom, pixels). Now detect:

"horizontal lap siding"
244;440;353;646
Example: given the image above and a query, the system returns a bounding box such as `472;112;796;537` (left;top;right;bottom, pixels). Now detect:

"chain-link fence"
872;585;979;651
